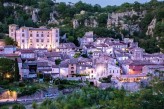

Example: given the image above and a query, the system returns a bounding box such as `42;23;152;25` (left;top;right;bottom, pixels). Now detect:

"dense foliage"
35;78;164;109
0;58;19;83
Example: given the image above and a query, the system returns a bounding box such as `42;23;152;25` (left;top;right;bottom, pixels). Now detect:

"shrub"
1;106;9;109
58;84;65;90
12;104;26;109
18;82;25;87
32;102;38;109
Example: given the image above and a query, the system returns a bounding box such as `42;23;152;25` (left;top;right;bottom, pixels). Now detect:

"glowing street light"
6;73;11;79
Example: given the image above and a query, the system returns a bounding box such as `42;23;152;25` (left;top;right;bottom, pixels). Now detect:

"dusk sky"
57;0;163;7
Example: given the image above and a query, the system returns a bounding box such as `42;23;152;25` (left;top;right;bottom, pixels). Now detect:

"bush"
12;104;26;109
32;102;38;109
99;75;112;83
1;106;9;109
18;82;25;87
0;80;10;85
58;84;65;90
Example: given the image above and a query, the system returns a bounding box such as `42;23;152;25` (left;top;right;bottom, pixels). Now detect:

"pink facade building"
9;24;60;50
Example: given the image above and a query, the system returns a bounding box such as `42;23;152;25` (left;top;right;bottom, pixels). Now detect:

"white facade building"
9;24;60;50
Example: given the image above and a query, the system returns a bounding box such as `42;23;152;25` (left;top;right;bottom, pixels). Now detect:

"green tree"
0;58;15;82
68;36;74;42
4;36;15;45
55;59;61;65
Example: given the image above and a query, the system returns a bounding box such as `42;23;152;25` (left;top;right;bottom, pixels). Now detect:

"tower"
9;24;18;41
51;28;60;49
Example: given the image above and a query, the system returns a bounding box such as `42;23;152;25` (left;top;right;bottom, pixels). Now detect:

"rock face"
73;19;79;29
146;18;157;37
32;10;38;23
48;11;59;25
84;19;98;28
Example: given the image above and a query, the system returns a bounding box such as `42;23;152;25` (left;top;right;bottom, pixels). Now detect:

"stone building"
9;24;60;50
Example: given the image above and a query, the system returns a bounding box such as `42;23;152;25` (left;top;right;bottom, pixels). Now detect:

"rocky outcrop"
146;18;157;37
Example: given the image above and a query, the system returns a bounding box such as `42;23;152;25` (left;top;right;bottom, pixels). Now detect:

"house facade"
9;24;60;50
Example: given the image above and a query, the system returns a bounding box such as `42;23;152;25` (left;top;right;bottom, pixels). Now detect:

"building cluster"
0;25;164;89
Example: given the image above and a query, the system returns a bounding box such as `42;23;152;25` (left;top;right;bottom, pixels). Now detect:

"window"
36;39;39;42
36;34;39;37
30;34;32;37
22;39;24;43
22;29;24;32
47;39;49;42
30;39;32;43
56;30;58;33
71;67;74;69
71;71;74;73
41;39;44;42
41;34;44;37
11;29;13;32
56;33;58;37
22;34;25;37
56;39;58;42
47;35;49;37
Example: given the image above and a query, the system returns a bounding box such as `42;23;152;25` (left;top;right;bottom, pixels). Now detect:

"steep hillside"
0;0;163;53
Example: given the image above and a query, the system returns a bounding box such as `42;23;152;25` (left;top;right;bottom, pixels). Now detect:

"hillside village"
0;25;163;91
0;0;164;108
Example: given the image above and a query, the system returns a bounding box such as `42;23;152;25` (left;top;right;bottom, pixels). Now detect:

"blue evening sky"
56;0;163;7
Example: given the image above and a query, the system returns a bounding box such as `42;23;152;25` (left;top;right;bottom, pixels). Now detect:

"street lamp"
6;73;11;79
